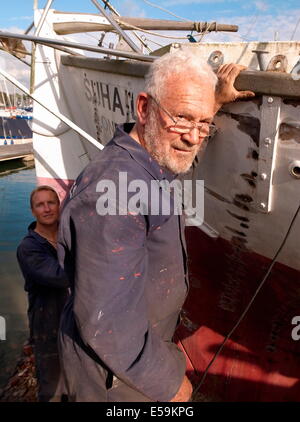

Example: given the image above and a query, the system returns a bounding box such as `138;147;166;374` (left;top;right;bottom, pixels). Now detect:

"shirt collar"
28;221;48;244
110;124;177;183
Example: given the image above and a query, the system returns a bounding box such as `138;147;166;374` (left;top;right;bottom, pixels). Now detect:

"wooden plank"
235;70;300;99
61;55;149;77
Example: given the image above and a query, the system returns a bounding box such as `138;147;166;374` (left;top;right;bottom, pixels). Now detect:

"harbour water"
0;161;36;389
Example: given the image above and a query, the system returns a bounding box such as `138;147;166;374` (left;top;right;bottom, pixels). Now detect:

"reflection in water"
0;162;36;389
0;160;34;179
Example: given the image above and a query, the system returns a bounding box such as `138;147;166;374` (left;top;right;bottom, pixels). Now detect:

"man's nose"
182;127;202;145
44;203;51;212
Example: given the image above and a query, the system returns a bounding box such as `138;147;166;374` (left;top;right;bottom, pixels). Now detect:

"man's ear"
136;92;150;125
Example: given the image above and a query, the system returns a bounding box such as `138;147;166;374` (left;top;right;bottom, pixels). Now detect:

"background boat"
0;79;32;145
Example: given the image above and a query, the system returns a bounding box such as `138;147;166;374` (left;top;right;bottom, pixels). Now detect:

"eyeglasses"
149;95;217;138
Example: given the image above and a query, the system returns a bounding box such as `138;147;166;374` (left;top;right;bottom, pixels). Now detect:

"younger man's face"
31;190;60;226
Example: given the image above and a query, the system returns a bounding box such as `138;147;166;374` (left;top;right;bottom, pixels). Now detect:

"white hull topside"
32;9;300;272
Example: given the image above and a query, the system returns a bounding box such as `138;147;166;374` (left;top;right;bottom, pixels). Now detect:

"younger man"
17;186;69;402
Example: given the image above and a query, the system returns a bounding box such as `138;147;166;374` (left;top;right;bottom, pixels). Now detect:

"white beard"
143;108;201;174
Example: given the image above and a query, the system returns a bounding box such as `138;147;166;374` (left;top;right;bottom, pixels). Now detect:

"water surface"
0;161;36;389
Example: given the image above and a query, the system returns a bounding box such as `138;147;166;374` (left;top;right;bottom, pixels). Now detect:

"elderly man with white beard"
57;48;254;402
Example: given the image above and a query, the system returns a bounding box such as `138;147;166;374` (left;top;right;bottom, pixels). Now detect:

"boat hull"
175;226;300;401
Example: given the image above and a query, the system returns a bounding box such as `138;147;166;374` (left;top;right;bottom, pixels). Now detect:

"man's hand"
214;64;255;113
170;375;193;402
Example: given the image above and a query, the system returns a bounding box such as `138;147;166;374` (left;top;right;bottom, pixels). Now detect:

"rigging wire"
242;13;261;40
197;10;261;43
205;29;260;43
191;200;300;399
140;0;256;43
142;0;192;22
144;37;164;47
85;32;105;42
0;50;31;67
290;16;300;41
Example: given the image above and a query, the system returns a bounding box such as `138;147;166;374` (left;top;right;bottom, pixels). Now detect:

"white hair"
145;47;218;100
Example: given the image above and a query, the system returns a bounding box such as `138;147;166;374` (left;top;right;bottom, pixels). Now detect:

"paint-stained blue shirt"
58;124;189;402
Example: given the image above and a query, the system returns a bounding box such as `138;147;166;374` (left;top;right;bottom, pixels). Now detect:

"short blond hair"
30;185;59;209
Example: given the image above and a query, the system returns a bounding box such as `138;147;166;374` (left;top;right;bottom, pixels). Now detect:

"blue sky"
0;0;299;90
1;0;300;41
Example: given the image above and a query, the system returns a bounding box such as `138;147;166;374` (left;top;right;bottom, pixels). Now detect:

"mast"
0;80;6;108
91;0;141;53
2;78;12;109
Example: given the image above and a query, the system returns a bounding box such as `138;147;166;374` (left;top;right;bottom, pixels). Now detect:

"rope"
192;200;300;399
243;13;260;40
143;37;164;47
196;21;216;42
142;0;192;22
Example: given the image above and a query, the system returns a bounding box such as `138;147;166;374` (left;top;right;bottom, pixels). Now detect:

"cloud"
192;8;300;42
163;0;237;5
254;1;268;11
118;0;146;17
7;16;33;22
0;26;25;34
125;5;300;50
0;52;30;92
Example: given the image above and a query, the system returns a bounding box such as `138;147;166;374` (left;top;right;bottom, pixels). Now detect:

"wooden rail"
62;55;300;99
